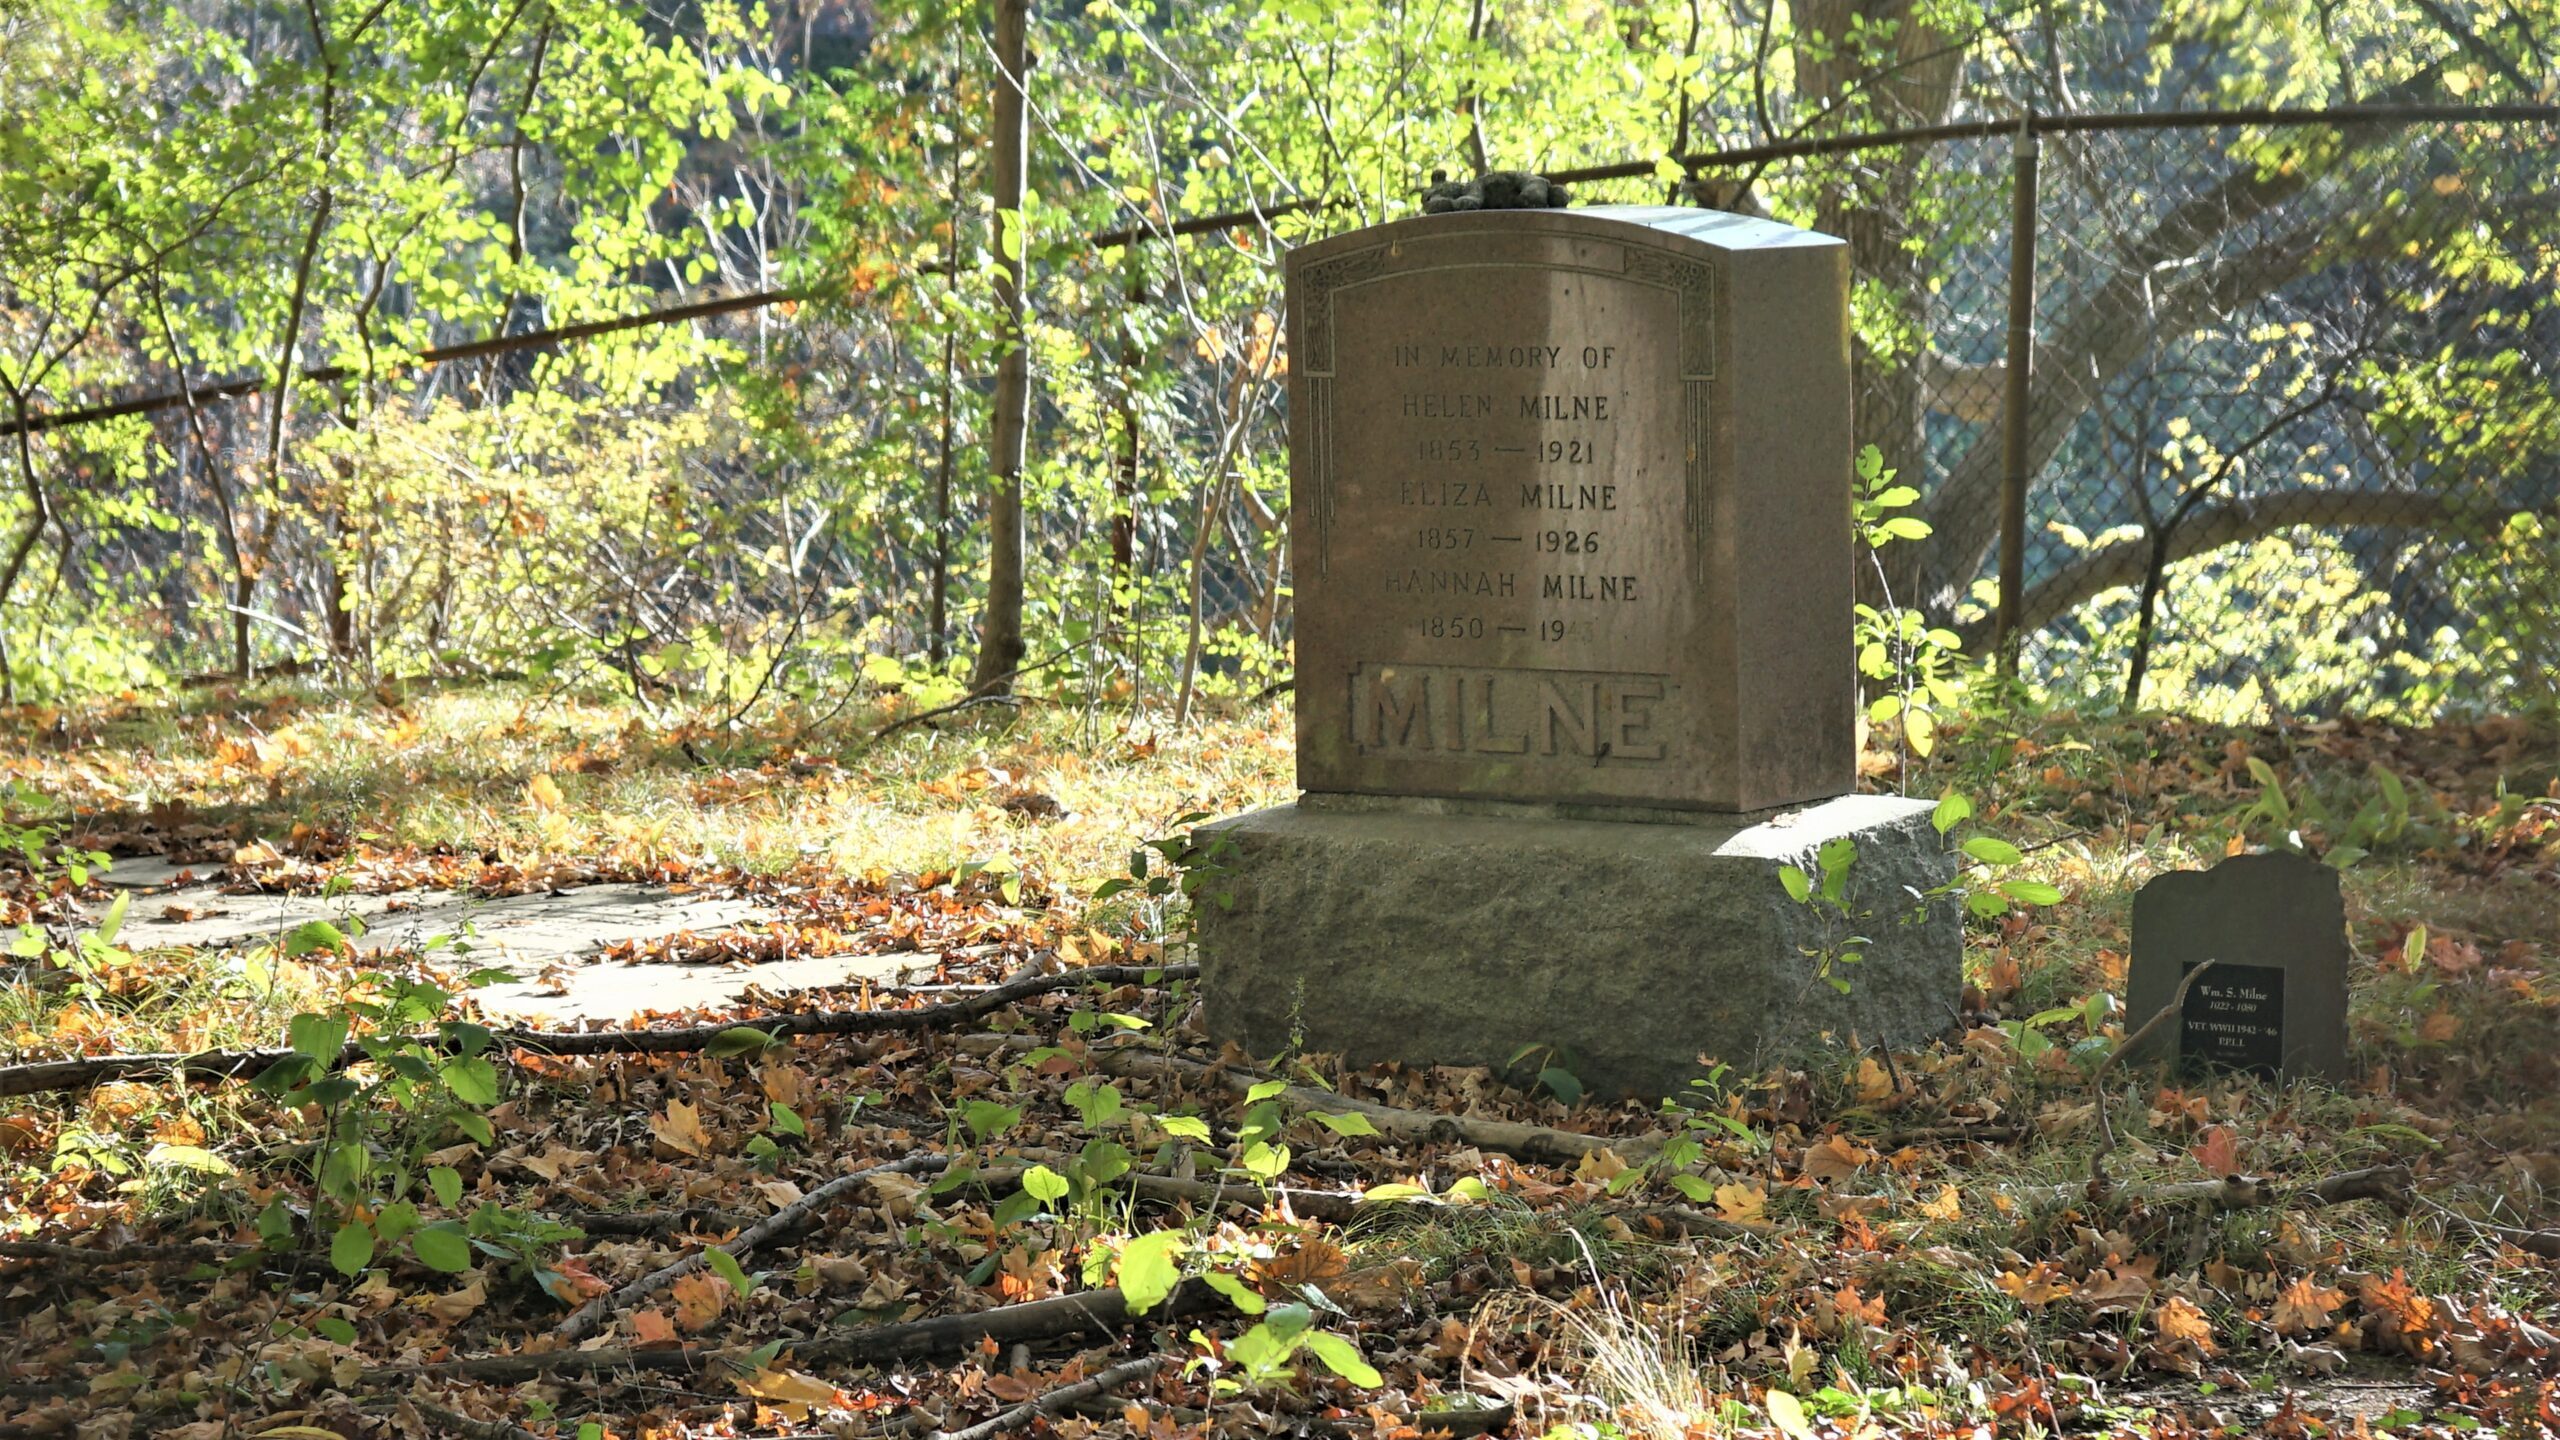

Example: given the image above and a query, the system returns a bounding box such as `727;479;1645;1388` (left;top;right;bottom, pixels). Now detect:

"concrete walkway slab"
95;857;205;892
76;860;937;1026
472;947;939;1026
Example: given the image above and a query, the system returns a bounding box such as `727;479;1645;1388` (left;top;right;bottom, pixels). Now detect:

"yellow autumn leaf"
2273;1275;2346;1336
1851;1055;1895;1103
2154;1295;2217;1352
420;1277;488;1324
1573;1147;1629;1184
527;773;566;811
650;1098;709;1156
740;1366;843;1412
1712;1182;1767;1224
671;1269;729;1330
1917;1184;1963;1221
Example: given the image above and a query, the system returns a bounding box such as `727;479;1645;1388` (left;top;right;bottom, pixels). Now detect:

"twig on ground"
0;1240;248;1266
871;692;1024;744
562;1205;761;1237
404;1401;544;1440
0;963;1197;1097
2413;1192;2560;1260
2089;958;2217;1188
557;1152;951;1342
866;641;1086;744
1088;1043;1655;1165
364;1281;1226;1387
930;1355;1162;1440
2012;1164;2411;1213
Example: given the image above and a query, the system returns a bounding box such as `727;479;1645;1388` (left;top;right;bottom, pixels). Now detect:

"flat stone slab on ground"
69;867;935;1025
104;881;767;964
470;946;941;1025
94;856;205;892
1198;794;1961;1097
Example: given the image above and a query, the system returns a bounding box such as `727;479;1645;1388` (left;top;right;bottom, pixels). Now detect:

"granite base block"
1196;795;1961;1098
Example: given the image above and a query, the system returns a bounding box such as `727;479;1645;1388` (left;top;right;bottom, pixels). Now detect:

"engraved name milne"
1350;663;1668;763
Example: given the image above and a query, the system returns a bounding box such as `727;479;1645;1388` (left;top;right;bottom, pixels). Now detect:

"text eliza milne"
1350;329;1665;761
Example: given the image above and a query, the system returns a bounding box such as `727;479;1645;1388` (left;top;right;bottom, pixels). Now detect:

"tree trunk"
932;328;957;667
929;131;966;668
1110;246;1142;670
1789;0;1961;615
0;393;55;705
967;0;1032;696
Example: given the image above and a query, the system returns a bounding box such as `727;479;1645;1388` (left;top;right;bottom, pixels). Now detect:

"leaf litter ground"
0;687;2552;1439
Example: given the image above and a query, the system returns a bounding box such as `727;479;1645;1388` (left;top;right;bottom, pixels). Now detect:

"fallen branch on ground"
1089;1044;1654;1166
2089;958;2218;1187
961;1159;1369;1225
871;692;1026;743
401;1401;542;1440
557;1152;951;1342
0;963;1196;1097
932;1355;1162;1440
364;1281;1225;1387
0;1240;248;1266
563;1205;762;1237
560;1142;952;1332
2013;1164;2411;1213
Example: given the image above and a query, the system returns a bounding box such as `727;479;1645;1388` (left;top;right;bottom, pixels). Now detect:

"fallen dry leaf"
2274;1275;2347;1337
672;1270;730;1331
2154;1295;2217;1353
2191;1125;2241;1179
1714;1182;1767;1224
419;1278;487;1324
1800;1134;1874;1183
651;1099;710;1157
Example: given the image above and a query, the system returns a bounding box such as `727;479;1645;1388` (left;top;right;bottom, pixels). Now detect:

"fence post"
1996;112;2040;675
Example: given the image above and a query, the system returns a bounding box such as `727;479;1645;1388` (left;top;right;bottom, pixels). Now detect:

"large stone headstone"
1288;206;1852;811
1198;202;1960;1097
2126;851;2350;1082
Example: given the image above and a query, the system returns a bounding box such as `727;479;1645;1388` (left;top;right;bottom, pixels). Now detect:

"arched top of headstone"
2127;850;2350;1081
1294;204;1843;269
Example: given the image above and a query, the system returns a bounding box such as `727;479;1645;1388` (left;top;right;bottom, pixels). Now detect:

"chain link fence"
15;103;2553;722
1684;114;2560;722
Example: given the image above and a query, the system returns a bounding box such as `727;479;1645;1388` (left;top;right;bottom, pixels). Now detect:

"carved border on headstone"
1619;249;1716;380
1298;245;1390;579
1300;234;1722;580
1684;380;1711;583
1307;376;1333;576
1296;246;1392;378
1618;249;1718;581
